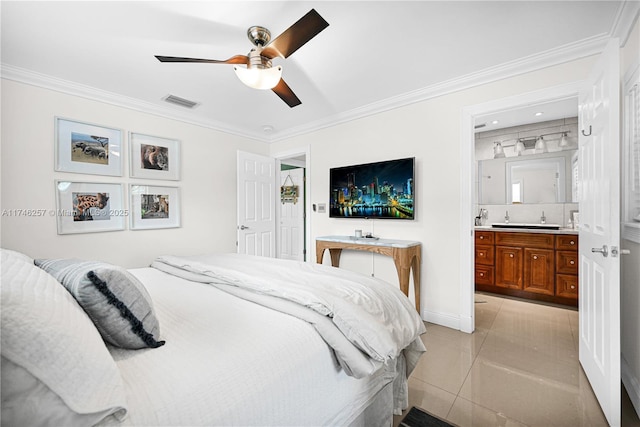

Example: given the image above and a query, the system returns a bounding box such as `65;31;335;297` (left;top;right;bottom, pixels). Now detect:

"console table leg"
412;253;421;313
328;248;342;267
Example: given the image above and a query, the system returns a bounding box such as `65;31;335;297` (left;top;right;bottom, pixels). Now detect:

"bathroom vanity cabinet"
475;229;578;306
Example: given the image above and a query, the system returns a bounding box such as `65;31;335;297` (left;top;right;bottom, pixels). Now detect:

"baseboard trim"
422;309;471;333
622;355;640;419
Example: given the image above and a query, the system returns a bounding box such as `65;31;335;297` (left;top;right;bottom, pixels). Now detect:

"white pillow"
0;249;127;425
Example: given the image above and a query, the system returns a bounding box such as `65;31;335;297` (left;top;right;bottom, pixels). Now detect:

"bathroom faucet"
541;211;546;224
505;210;509;224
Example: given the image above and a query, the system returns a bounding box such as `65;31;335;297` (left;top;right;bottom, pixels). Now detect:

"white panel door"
237;151;276;257
578;38;621;427
278;168;305;261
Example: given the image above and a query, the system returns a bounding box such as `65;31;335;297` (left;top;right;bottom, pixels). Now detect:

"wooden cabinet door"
523;248;555;295
495;246;523;289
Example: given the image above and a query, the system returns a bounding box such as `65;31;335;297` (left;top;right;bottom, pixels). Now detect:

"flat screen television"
329;157;415;219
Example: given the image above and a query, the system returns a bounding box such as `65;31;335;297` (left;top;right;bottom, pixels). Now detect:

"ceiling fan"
155;9;329;108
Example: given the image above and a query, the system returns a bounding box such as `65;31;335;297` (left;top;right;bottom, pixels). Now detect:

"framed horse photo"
55;117;123;176
55;181;126;234
129;185;181;230
129;133;180;180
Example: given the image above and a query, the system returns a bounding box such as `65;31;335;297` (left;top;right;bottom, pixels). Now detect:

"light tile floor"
394;292;640;427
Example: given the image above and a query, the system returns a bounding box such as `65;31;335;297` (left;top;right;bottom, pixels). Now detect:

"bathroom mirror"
478;150;577;204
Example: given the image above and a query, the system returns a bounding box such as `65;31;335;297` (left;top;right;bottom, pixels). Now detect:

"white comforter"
102;267;398;426
151;254;426;379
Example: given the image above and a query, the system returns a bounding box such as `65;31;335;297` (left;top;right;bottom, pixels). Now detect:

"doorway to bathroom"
460;81;583;333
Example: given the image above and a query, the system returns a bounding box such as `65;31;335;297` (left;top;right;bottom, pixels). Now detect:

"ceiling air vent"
474;123;487;129
162;94;199;109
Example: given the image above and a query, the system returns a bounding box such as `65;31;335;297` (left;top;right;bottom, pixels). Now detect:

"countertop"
316;235;421;248
475;225;579;235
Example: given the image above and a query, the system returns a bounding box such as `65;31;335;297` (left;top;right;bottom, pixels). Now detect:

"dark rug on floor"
399;406;457;427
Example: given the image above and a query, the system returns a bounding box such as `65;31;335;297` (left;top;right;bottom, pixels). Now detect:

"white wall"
271;56;596;327
0;80;267;268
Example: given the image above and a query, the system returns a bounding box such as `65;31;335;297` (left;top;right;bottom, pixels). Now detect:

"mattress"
99;267;395;426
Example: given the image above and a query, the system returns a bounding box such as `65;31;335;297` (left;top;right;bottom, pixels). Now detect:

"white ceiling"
1;1;632;142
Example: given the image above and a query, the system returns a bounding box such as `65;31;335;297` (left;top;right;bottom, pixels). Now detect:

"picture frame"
55;181;126;234
129;184;181;230
129;133;180;180
55;117;123;176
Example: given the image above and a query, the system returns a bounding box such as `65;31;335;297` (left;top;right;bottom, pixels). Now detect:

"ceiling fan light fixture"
233;65;282;90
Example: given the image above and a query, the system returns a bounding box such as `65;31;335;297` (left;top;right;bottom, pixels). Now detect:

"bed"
1;249;426;426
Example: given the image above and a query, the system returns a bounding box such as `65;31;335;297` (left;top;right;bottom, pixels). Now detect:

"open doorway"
473;101;579;306
460;82;583;333
278;157;306;261
274;147;311;262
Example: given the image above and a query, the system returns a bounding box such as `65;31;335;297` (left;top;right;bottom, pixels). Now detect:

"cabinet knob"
510;254;514;258
479;252;484;256
480;236;484;240
480;273;484;277
571;285;576;289
570;241;575;245
533;255;538;260
570;260;575;265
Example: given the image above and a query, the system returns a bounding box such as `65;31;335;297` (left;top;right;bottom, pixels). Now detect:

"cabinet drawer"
475;245;495;265
556;235;579;251
475;265;494;285
495;232;554;249
475;231;494;245
556;274;578;299
556;251;578;274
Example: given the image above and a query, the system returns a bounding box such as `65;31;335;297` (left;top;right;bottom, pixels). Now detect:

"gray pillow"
35;259;165;349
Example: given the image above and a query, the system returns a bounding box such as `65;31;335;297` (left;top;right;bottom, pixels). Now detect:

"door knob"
591;245;608;257
239;225;249;230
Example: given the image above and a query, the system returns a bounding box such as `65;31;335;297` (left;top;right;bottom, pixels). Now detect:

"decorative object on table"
55;181;125;234
55;117;122;176
280;174;298;204
129;133;180;180
130;185;180;230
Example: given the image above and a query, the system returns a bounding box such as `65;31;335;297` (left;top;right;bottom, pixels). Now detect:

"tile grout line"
444;296;504;421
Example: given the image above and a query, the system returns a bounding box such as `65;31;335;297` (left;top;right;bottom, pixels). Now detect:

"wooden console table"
315;236;421;312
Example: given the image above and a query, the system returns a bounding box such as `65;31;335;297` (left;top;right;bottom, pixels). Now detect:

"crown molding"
0;64;268;143
268;33;610;142
611;0;640;47
2;31;612;144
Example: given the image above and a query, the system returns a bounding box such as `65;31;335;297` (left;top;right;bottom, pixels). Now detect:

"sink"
491;223;561;230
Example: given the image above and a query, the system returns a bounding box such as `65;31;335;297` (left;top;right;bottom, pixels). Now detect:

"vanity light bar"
494;130;572;148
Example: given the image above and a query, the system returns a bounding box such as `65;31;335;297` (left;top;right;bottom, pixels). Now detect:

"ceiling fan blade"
261;9;329;59
155;55;249;65
272;79;301;108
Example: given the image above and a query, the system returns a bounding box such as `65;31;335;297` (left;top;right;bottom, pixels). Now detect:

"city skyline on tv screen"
329;157;414;219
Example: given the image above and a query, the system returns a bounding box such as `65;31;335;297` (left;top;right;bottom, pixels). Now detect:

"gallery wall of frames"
54;117;181;234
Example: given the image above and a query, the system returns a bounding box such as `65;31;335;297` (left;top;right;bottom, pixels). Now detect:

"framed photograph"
129;133;180;180
55;117;123;176
130;185;181;230
55;181;126;234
